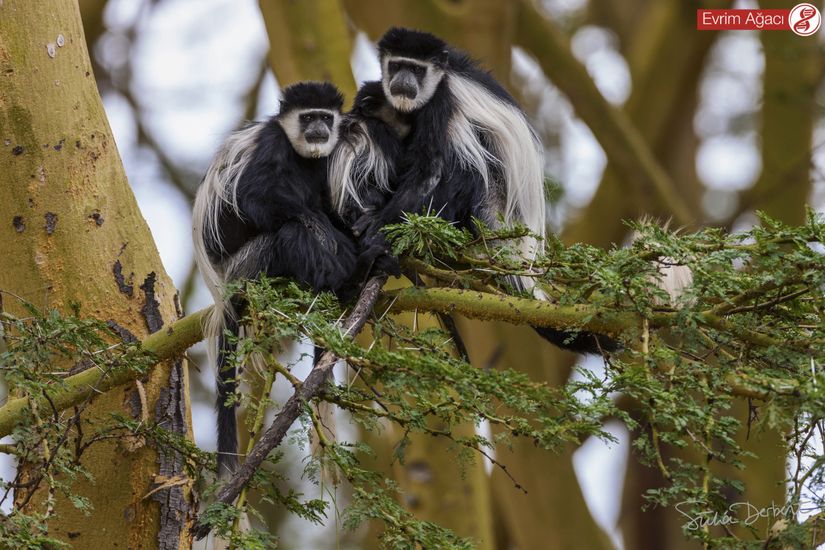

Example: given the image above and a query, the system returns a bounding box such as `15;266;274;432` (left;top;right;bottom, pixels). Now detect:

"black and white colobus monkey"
193;82;376;477
330;28;616;354
344;28;547;254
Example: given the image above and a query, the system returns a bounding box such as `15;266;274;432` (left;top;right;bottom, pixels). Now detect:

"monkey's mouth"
305;136;329;144
390;86;417;100
389;95;419;113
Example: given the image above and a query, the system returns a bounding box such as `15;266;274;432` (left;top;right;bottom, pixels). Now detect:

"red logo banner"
697;3;822;35
696;9;790;30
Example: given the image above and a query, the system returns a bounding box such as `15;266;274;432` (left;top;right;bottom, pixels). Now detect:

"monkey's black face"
387;60;425;99
349;80;411;140
299;111;335;143
279;108;340;158
382;56;444;113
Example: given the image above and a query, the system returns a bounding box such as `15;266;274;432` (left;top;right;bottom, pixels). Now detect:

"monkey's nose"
390;71;418;99
390;82;417;99
305;129;329;143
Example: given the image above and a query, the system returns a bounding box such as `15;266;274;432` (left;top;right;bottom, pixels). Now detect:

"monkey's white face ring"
381;56;444;113
278;109;341;159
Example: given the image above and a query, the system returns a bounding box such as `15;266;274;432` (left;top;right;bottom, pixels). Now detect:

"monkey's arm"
352;156;443;246
359;185;391;214
354;86;452;251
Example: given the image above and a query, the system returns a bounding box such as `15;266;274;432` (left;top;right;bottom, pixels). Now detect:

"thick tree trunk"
457;320;615;550
258;0;357;100
341;0;515;81
749;0;820;223
0;2;193;548
356;284;496;549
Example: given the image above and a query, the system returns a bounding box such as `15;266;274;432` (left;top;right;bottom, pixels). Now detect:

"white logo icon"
789;3;821;36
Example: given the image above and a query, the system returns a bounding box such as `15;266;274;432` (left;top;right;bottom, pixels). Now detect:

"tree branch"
0;309;208;438
0;275;810;440
514;0;693;226
192;275;387;539
258;0;357;100
383;286;640;338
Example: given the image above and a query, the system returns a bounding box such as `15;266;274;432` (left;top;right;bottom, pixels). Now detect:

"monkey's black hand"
373;251;401;277
352;212;382;238
357;241;400;277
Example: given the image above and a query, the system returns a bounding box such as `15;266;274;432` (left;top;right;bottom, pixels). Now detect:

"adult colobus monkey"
349;29;545;255
193;82;378;477
330;28;616;353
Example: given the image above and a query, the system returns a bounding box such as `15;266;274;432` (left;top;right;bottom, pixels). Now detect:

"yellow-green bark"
562;0;729;248
258;0;357;100
357;278;495;549
376;419;495;549
341;0;515;81
78;0;108;58
458;320;615;550
0;1;193;548
749;0;820;224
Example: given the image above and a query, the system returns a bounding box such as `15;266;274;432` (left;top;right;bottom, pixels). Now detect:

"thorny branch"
191;275;387;539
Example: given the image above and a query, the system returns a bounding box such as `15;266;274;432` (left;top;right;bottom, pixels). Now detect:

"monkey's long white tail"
193;122;267;483
193;122;266;391
448;75;547;298
448;75;546;238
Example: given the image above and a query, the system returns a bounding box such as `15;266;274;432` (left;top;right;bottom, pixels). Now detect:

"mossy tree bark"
457;320;615;550
258;0;357;100
749;0;821;223
0;2;193;548
356;280;496;549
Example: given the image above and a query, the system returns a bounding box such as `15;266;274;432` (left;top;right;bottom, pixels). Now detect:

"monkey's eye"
321;113;333;123
300;113;312;123
388;61;400;73
412;65;426;76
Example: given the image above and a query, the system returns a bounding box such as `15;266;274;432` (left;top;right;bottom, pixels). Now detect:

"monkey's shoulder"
249;117;296;169
240;117;324;193
445;49;517;108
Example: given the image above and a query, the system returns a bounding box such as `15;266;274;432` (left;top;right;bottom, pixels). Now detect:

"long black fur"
205;120;358;289
279;81;344;114
335;81;406;227
216;298;242;474
350;29;617;355
202;83;379;477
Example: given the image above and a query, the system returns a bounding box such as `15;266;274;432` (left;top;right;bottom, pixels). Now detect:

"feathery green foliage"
0;212;823;548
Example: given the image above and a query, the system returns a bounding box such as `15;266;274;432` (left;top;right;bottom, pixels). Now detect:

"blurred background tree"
2;0;820;548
